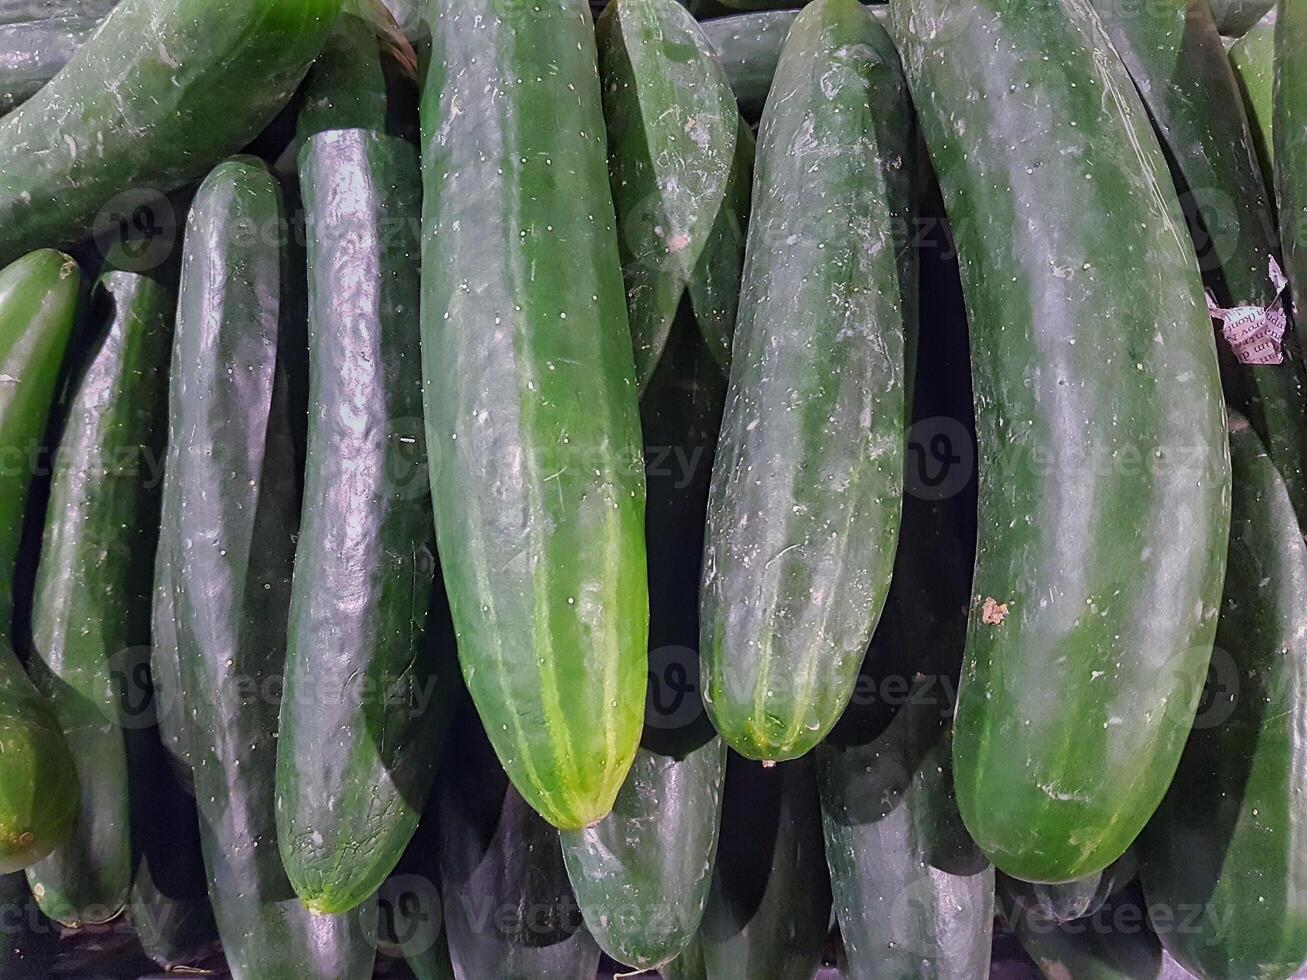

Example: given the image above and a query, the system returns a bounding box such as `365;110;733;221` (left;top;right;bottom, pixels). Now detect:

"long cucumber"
561;307;729;971
695;755;832;980
276;19;451;912
126;728;218;969
700;11;797;120
890;0;1231;883
0;13;100;116
702;0;915;762
439;705;601;980
1087;0;1307;529
597;0;739;389
25;269;171;927
168;157;375;980
0;0;340;266
1230;8;1278;196
0;249;80;874
1139;416;1307;980
419;0;649;831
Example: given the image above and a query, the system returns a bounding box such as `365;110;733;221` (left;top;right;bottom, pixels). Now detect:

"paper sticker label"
1207;256;1290;366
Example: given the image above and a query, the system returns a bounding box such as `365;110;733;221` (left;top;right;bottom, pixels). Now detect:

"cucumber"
0;0;340;266
700;11;796;120
1230;9;1278;196
0;14;98;115
1085;0;1307;529
296;4;388;138
561;308;728;971
597;0;739;390
702;0;915;762
891;0;1231;883
1209;0;1274;37
25;269;171;927
696;755;831;980
419;0;649;831
1276;0;1307;330
126;730;219;969
439;705;602;980
819;702;993;980
0;249;81;874
168;158;375;980
275;77;450;913
1005;886;1165;980
1139;416;1307;980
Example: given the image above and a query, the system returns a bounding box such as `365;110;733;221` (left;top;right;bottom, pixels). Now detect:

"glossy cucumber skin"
891;0;1231;884
702;0;915;762
1088;0;1307;528
700;11;796;120
439;706;601;980
1140;418;1307;980
276;128;450;916
126;727;218;969
0;14;98;116
0;249;80;874
562;309;729;971
296;8;387;139
169;158;375;980
25;270;171;927
596;0;739;389
419;0;649;831
697;755;831;980
1001;848;1135;928
0;0;340;266
1230;9;1277;195
1276;0;1307;333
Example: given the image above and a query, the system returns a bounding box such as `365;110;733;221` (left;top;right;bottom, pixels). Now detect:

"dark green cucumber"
696;755;831;980
891;0;1231;883
1139;416;1307;980
702;0;915;762
1230;8;1278;196
1086;0;1307;530
597;0;739;389
296;4;388;138
126;728;219;969
0;14;99;116
275;102;449;915
1209;0;1274;37
439;705;602;980
701;11;797;120
0;249;80;873
819;703;993;980
420;0;649;831
168;158;375;980
0;0;340;266
1005;886;1164;980
561;308;729;971
1276;0;1307;329
25;269;171;927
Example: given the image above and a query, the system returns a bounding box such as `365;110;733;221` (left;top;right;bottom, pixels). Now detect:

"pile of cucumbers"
0;0;1304;978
